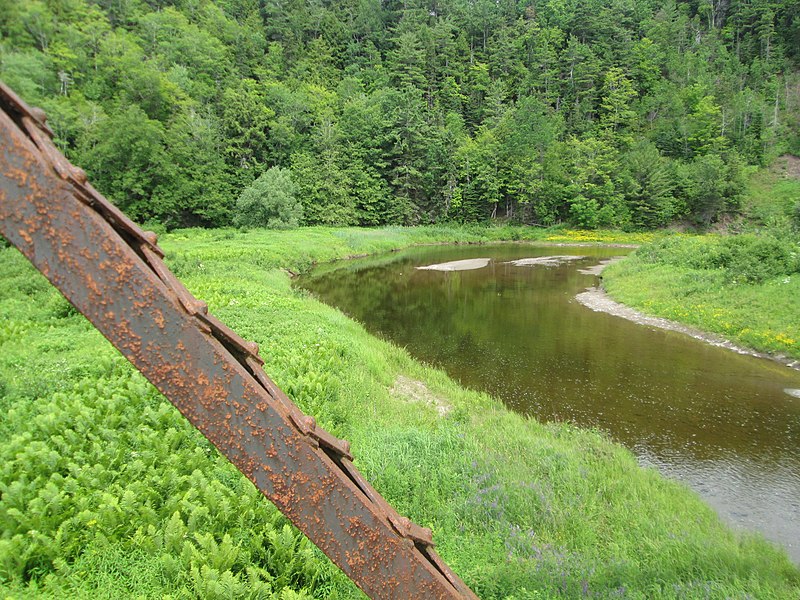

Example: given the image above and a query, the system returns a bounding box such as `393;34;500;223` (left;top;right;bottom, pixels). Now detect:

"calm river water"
298;244;800;562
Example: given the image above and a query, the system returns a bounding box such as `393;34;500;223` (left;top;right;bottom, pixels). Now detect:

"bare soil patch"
390;375;451;416
776;154;800;179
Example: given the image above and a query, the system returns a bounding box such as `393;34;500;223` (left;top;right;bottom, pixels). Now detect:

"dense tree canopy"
1;0;798;228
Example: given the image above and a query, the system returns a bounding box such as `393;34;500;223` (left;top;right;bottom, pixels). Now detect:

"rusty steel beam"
0;81;479;600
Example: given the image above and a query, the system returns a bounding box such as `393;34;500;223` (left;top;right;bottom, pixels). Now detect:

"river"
297;244;800;562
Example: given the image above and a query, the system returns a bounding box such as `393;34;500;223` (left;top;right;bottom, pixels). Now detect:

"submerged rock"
578;257;625;275
504;255;585;267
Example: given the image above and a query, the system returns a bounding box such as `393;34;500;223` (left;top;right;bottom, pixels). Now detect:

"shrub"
635;236;726;270
568;196;600;229
234;167;303;229
636;234;800;283
722;235;799;283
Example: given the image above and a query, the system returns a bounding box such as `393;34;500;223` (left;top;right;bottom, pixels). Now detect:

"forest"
1;0;798;230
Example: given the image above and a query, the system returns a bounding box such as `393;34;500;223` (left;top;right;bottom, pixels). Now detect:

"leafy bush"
568;196;601;229
635;235;726;269
675;153;746;225
234;167;303;229
723;235;799;283
636;234;800;283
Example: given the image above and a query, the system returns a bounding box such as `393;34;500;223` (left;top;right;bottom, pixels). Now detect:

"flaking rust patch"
18;228;32;245
390;375;451;416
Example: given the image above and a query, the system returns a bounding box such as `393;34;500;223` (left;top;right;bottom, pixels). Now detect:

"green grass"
158;225;650;277
740;161;800;231
602;236;800;361
2;225;799;599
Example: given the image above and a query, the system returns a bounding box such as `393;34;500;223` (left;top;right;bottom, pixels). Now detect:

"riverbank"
578;286;800;371
601;235;800;364
2;226;799;598
576;253;800;371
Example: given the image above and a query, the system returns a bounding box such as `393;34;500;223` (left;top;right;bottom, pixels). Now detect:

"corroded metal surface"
0;80;478;600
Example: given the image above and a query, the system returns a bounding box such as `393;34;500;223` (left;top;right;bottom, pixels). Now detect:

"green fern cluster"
0;364;357;598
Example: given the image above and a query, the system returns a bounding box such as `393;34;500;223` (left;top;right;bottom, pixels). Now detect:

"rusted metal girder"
0;80;479;600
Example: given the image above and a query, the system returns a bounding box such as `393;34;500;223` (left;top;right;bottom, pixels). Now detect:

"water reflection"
298;244;800;562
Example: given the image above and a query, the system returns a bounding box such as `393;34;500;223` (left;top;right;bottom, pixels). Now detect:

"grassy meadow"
1;225;799;599
602;236;800;360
